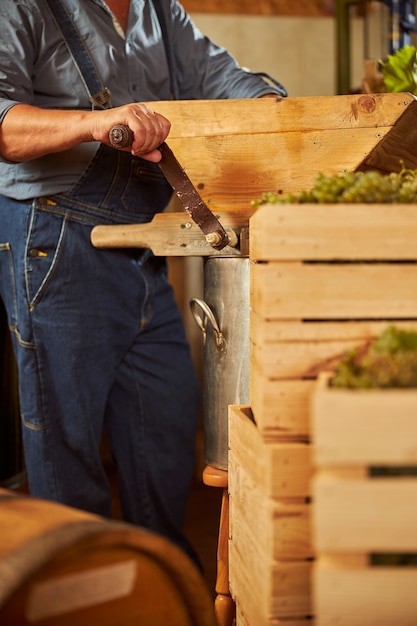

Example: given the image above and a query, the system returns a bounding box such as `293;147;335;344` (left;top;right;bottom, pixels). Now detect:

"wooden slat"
314;560;417;626
312;372;417;465
236;602;316;626
229;539;312;620
249;314;417;345
249;373;313;438
169;128;397;210
251;335;374;379
147;95;414;138
251;262;417;320
183;0;333;17
235;606;313;626
250;204;417;261
91;210;251;256
228;405;313;499
229;453;313;560
235;607;313;626
314;472;417;552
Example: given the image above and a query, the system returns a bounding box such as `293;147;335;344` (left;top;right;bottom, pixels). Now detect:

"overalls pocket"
25;202;68;310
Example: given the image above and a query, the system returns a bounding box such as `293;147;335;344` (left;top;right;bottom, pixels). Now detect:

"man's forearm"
0;103;171;163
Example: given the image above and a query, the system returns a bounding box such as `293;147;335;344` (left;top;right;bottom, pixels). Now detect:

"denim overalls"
0;144;201;564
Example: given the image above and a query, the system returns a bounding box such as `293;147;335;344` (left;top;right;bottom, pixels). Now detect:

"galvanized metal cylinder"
190;256;250;470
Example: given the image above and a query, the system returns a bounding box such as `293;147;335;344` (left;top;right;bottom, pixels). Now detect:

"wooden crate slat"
229;539;312;619
229;452;313;560
249;373;313;438
314;472;417;552
312;373;417;465
235;606;313;626
250;204;417;261
229;405;313;499
182;0;335;16
251;262;417;319
251;320;417;379
314;560;417;626
250;315;417;344
251;335;368;379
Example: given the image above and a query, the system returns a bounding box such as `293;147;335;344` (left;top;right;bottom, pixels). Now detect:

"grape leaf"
380;44;417;94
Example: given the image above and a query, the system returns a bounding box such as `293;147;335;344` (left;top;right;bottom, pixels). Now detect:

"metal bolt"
205;232;222;245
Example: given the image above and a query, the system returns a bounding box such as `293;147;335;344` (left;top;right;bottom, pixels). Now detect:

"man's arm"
0;102;171;163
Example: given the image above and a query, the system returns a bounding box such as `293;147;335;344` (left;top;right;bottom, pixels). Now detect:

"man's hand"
90;102;171;162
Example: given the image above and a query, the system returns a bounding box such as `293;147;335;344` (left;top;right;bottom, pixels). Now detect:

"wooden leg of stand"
202;465;235;626
214;488;235;626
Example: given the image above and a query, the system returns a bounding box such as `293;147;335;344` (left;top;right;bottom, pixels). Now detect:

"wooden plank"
183;0;333;17
314;560;417;626
167;128;397;210
250;315;417;345
228;405;313;499
249;373;313;438
251;262;417;320
251;334;372;379
313;472;417;552
149;94;414;138
229;539;312;620
250;324;417;378
250;318;417;376
229;453;313;560
250;204;417;261
312;373;417;465
91;210;251;256
235;606;313;626
235;608;313;626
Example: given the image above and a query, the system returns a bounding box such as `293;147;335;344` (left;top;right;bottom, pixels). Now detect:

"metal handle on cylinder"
189;298;226;351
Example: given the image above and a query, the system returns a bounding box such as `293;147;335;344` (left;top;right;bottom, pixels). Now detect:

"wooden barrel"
0;489;217;625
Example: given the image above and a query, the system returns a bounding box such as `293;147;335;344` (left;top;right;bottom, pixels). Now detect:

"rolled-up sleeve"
0;1;38;162
0;101;22;124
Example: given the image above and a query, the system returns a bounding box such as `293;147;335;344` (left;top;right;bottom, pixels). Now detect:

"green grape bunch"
330;325;417;389
252;164;417;207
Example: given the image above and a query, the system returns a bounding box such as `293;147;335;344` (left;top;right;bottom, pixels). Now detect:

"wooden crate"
249;203;417;438
312;372;417;468
311;373;417;626
247;202;417;625
314;559;417;626
228;405;313;624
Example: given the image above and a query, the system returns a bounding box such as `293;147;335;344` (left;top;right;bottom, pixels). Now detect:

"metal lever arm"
109;124;232;251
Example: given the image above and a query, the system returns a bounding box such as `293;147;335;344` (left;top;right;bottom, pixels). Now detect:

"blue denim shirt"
0;0;286;200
